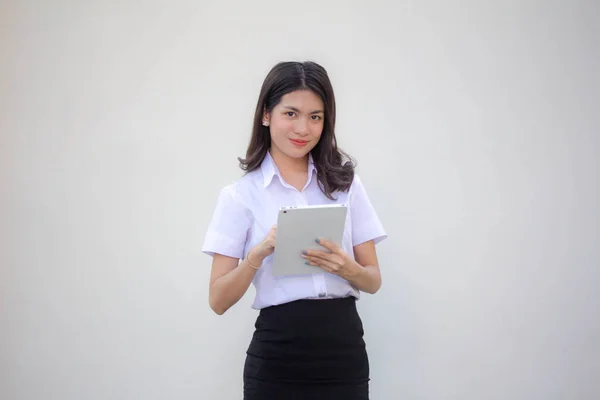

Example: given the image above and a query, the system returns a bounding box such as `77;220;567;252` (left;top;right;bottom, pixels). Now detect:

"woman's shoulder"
349;173;364;192
347;172;378;202
216;170;262;202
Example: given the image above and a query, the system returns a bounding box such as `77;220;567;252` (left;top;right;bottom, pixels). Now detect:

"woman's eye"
286;111;296;117
311;115;322;120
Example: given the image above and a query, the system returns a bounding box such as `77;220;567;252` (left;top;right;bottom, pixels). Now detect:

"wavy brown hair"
238;61;355;199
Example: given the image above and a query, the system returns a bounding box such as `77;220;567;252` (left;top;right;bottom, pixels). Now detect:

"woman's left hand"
302;238;362;279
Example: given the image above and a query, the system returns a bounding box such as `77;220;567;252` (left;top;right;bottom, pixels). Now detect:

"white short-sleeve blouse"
202;151;386;310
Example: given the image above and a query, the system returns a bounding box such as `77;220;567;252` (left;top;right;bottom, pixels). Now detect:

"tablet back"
272;204;348;277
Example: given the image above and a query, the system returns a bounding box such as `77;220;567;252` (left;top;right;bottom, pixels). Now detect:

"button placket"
312;273;327;298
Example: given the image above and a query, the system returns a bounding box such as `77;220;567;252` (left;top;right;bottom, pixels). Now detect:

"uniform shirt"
202;151;386;310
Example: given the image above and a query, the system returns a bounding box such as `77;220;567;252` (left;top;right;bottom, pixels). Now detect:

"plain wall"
2;1;599;399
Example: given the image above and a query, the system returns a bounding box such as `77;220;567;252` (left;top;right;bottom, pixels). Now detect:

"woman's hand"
251;225;277;262
301;238;363;280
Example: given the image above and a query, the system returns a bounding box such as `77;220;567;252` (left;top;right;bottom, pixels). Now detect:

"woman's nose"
294;119;309;136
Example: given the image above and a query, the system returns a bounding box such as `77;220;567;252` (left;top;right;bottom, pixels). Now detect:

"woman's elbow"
209;295;228;315
211;306;226;315
363;286;381;295
365;277;382;294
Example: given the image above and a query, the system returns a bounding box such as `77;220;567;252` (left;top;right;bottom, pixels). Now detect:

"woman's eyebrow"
282;105;324;114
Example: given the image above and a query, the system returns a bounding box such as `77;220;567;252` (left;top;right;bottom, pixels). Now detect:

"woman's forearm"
210;253;265;315
345;265;382;294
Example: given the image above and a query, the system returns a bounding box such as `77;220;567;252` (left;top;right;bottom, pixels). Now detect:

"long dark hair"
238;61;355;199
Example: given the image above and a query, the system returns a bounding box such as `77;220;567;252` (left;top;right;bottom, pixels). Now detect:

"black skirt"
243;296;370;400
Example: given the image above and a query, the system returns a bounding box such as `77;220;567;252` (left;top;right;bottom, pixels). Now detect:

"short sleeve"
350;175;387;246
201;185;252;259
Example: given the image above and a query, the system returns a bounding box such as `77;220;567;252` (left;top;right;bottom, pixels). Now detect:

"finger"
302;252;344;267
304;257;339;273
302;252;344;271
315;238;340;253
302;250;333;260
316;260;339;274
305;257;329;272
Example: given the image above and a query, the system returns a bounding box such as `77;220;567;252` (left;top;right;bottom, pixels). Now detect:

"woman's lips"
290;139;309;146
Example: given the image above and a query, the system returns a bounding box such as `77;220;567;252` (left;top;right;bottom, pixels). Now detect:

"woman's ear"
262;109;270;127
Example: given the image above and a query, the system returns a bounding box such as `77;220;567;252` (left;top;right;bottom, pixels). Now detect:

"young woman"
202;61;387;400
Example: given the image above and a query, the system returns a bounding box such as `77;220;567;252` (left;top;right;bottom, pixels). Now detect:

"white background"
1;1;599;399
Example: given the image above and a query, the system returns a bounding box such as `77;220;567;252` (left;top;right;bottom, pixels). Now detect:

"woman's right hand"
251;225;277;261
210;225;277;314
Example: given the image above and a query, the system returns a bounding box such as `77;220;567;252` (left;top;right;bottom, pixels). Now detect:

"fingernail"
315;238;320;243
302;250;307;255
305;261;310;265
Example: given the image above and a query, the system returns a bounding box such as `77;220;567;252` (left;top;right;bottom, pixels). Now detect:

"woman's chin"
287;150;311;159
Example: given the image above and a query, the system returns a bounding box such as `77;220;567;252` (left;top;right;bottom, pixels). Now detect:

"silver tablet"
272;204;348;277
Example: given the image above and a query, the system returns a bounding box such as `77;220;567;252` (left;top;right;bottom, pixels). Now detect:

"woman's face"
264;90;325;160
